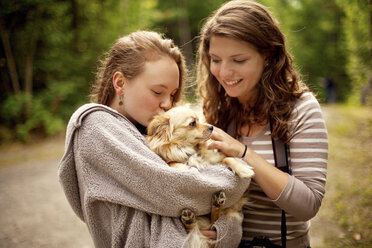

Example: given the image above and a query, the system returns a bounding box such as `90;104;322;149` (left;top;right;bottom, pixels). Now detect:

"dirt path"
0;136;94;248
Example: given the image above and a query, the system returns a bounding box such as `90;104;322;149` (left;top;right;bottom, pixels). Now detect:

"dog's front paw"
237;165;255;179
212;191;226;208
222;157;255;179
181;209;196;229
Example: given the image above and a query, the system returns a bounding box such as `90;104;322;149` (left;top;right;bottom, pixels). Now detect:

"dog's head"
146;106;213;163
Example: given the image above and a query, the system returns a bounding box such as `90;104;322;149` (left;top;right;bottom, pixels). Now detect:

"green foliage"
0;93;64;141
0;0;154;142
148;0;229;100
259;0;350;102
335;0;371;105
1;0;371;142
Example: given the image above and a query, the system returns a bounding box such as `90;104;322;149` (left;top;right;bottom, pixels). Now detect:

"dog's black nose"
208;125;214;131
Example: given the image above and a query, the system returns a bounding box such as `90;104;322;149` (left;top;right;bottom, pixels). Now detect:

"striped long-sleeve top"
237;93;328;247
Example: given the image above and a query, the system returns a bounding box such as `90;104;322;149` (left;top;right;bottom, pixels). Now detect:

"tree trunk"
369;0;372;69
24;6;42;98
70;0;80;52
176;0;193;69
0;18;20;95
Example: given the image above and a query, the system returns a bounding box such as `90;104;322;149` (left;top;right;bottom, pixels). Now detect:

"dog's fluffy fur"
146;106;254;248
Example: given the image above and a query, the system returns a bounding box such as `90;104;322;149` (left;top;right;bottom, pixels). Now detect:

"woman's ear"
113;71;126;94
264;54;270;67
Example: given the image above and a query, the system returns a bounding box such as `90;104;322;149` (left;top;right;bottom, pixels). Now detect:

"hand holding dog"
200;230;217;240
209;126;290;201
200;230;216;248
208;126;246;158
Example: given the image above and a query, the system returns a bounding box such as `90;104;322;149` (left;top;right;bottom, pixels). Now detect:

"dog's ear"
147;115;172;141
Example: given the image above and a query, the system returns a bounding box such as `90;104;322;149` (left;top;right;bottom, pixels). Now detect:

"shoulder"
294;92;321;111
68;103;143;140
69;103;120;123
68;103;128;127
289;92;327;135
290;92;323;119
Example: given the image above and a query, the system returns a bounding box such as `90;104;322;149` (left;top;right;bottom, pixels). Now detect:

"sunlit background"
0;0;371;247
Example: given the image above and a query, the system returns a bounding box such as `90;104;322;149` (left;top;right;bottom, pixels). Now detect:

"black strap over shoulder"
271;136;291;174
270;122;291;248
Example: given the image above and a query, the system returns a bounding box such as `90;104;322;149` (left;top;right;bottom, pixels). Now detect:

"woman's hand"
200;230;216;247
200;230;217;239
209;126;288;201
208;126;246;158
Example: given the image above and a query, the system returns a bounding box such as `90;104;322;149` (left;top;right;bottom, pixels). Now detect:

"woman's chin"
224;89;241;98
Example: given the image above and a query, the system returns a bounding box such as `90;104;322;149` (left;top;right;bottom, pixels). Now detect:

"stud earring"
119;95;123;106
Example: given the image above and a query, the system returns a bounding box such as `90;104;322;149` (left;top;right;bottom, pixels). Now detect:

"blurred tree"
336;0;372;105
259;0;349;102
148;0;226;101
0;0;369;142
0;0;155;142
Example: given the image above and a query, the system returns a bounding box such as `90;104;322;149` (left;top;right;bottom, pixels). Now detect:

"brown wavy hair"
197;0;308;142
91;30;187;106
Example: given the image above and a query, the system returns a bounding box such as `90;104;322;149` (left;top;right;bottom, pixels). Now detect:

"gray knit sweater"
58;103;251;248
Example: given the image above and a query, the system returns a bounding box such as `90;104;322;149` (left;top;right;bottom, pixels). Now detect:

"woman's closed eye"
152;90;161;95
211;58;247;64
234;59;247;64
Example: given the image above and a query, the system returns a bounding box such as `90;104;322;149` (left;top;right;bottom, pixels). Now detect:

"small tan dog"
146;106;254;248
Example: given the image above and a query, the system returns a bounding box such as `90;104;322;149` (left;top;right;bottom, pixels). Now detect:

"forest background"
0;0;371;142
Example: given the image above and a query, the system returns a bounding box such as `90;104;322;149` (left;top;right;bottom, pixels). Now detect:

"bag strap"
271;137;290;174
270;122;290;248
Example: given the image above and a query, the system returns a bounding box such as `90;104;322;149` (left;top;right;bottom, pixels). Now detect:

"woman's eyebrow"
154;84;179;93
153;84;168;89
209;52;249;58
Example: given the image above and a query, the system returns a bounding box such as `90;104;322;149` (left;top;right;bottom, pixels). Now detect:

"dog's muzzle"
205;125;214;140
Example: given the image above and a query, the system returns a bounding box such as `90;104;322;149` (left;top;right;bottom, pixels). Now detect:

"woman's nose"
160;96;172;111
219;62;233;79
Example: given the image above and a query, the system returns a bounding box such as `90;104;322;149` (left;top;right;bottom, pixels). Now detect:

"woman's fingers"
208;140;241;157
207;140;223;151
210;126;224;141
208;127;246;157
200;230;217;240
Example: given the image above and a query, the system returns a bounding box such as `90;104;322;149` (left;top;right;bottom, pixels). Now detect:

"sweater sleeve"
212;213;243;248
273;93;328;221
75;110;251;218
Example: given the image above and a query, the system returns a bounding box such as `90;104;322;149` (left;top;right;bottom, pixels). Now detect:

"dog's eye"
189;120;197;127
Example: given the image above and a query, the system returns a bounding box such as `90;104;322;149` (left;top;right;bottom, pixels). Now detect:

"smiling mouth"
224;79;242;86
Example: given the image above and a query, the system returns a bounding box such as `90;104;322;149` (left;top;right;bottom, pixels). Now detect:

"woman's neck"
240;122;266;137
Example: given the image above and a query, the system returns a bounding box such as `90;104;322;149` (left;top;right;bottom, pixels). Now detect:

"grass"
310;105;372;247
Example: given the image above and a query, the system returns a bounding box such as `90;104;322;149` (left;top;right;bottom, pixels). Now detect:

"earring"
119;95;123;105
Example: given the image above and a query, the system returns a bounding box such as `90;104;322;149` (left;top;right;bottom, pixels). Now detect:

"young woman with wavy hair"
197;1;328;247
